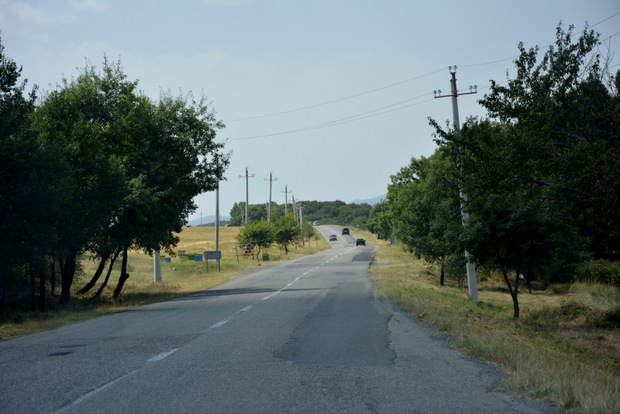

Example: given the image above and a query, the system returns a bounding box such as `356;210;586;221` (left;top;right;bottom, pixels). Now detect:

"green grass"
368;237;620;414
0;226;330;340
4;225;619;413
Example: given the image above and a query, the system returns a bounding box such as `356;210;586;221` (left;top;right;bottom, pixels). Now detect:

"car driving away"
329;234;337;241
342;228;350;235
355;238;365;246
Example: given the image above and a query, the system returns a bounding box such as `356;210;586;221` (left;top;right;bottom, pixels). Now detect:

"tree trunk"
439;258;445;286
59;252;77;304
29;264;36;312
49;259;57;297
0;266;7;313
39;263;46;312
113;248;130;299
94;250;120;298
77;252;110;295
500;264;520;319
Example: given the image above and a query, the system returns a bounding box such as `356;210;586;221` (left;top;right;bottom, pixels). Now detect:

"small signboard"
204;250;222;272
205;251;222;260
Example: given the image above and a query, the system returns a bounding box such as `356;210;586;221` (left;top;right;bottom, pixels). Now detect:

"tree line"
0;39;228;313
367;25;620;319
229;200;372;227
236;214;317;259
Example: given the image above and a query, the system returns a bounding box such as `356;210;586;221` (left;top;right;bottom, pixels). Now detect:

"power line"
229;93;436;141
225;12;620;141
226;67;446;122
226;12;620;125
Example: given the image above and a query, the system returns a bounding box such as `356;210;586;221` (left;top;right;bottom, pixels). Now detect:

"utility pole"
434;66;479;303
154;250;162;282
215;175;220;252
282;186;291;215
299;202;304;245
264;172;278;218
239;167;254;224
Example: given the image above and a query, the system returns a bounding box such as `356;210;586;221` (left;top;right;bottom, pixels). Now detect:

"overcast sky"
2;0;619;223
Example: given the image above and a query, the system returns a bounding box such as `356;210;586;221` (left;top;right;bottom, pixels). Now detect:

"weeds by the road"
0;226;330;340
3;225;619;413
368;236;620;414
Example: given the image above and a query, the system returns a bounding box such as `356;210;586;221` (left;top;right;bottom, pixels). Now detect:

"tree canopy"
370;24;620;319
0;46;229;311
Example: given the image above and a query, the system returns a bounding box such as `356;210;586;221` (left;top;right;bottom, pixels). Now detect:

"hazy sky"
2;0;619;222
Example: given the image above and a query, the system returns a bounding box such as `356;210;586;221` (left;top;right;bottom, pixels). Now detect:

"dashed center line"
56;250;347;412
148;348;178;362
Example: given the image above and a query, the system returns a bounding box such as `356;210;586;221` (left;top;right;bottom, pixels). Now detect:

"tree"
32;58;229;300
236;220;273;260
438;120;569;318
271;213;299;254
386;150;463;286
368;200;392;242
424;24;619;318
479;24;620;260
31;59;137;302
0;36;61;312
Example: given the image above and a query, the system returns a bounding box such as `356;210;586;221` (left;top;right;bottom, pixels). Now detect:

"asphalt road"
0;226;559;413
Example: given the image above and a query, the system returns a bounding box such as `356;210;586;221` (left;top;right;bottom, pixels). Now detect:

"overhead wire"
226;67;446;122
226;11;620;141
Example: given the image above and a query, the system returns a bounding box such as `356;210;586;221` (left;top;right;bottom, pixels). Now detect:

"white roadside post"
154;250;163;283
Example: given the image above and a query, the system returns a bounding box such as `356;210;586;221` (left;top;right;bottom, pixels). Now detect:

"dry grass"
370;241;620;414
0;226;330;340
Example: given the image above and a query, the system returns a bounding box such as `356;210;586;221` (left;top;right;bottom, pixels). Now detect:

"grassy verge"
0;226;330;340
367;230;619;414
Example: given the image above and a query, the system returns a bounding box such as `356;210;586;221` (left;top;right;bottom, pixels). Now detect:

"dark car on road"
342;228;350;235
355;238;365;246
329;234;338;241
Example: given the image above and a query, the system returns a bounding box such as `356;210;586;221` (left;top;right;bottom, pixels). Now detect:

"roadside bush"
574;260;620;286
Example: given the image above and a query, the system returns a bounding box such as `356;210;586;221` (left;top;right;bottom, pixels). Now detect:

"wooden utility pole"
282;186;291;215
239;167;254;224
434;66;479;303
264;172;278;218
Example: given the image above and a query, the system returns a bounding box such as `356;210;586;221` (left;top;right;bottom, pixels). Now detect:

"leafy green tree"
271;213;299;254
437;120;570;318
0;36;52;311
424;24;619;318
299;220;316;246
386;150;463;286
229;202;268;225
479;24;620;260
236;220;273;260
33;58;229;300
229;202;244;226
367;200;392;242
31;59;132;302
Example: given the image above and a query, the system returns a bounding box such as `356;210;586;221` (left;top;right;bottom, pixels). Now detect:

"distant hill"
187;215;230;227
352;194;386;206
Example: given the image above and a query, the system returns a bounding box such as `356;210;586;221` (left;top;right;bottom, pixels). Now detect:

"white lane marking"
56;251;344;413
211;251;342;326
54;371;136;413
211;320;228;328
148;348;178;362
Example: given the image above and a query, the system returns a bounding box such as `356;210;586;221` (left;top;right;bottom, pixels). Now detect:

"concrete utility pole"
299;202;304;245
282;186;291;215
264;172;278;218
154;250;162;282
434;66;479;303
215;177;220;252
239;167;254;224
